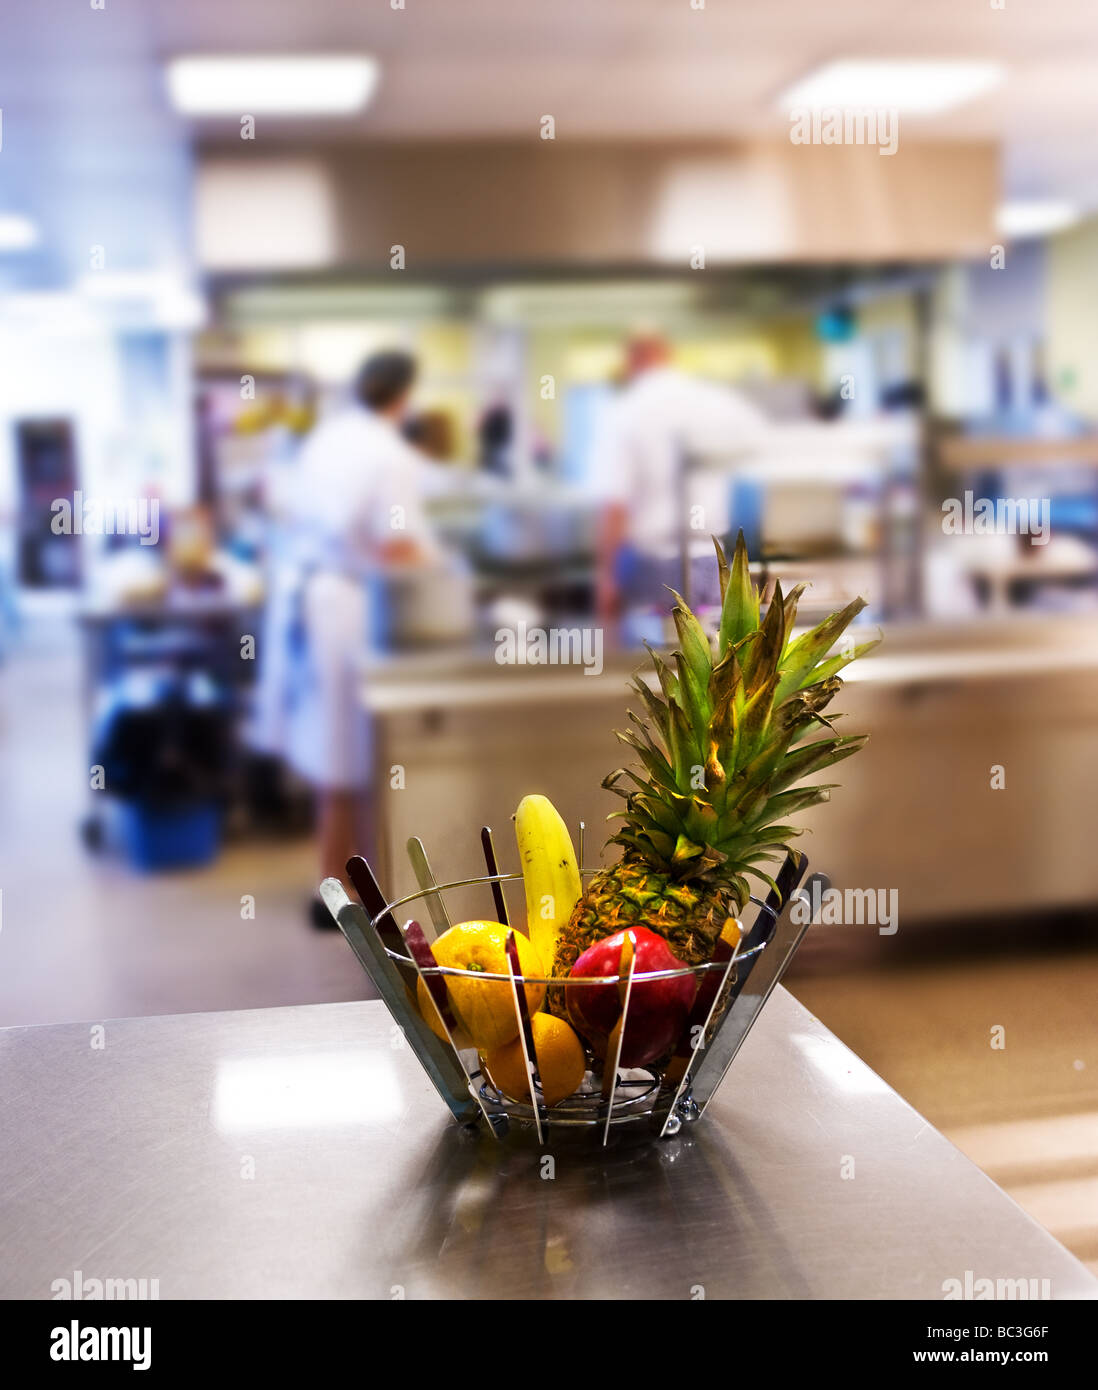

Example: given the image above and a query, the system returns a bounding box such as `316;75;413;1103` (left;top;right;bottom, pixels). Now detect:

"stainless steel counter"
2;990;1094;1300
359;615;1098;714
357;616;1098;916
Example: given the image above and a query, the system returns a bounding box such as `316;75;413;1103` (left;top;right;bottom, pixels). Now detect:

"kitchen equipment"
321;831;825;1143
370;558;476;650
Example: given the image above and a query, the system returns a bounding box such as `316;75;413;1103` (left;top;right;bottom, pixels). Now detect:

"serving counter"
2;990;1093;1300
358;616;1098;916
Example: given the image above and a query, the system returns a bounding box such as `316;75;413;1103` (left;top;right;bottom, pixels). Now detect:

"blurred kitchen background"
2;1;1097;1267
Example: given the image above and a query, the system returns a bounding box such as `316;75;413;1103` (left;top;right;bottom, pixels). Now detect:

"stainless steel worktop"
359;615;1098;714
1;990;1094;1300
357;616;1098;917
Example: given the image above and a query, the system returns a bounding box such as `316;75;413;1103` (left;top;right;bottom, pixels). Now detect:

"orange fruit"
416;921;546;1051
483;1012;587;1108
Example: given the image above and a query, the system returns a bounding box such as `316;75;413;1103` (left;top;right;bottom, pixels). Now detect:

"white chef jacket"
253;404;441;791
288;405;443;568
591;367;768;559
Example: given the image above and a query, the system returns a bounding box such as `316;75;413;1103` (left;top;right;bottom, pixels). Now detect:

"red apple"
566;927;697;1067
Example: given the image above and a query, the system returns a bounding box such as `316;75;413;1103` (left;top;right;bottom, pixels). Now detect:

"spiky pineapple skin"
551;852;742;979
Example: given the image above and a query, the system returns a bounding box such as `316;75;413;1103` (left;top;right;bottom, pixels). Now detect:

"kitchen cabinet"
362;619;1098;922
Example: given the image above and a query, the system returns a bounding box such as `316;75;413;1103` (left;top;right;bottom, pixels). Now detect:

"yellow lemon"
483;1012;587;1108
416;921;545;1051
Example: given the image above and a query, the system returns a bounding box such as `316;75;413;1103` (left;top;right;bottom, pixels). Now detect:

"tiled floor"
2;616;1096;1276
787;954;1098;1276
0;615;371;1029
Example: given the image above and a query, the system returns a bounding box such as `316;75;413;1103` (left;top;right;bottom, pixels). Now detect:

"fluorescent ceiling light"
196;159;336;269
780;60;1004;116
0;213;40;251
997;199;1080;239
166;55;378;115
222;284;457;322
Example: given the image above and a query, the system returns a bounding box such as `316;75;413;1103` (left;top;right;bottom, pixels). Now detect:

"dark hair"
354;351;417;411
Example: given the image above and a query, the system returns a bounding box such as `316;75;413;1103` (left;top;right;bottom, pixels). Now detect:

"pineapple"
552;534;876;978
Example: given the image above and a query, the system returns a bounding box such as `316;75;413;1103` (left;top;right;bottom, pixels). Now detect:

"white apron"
250;403;439;791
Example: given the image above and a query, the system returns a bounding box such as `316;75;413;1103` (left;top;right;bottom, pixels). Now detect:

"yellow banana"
514;794;582;965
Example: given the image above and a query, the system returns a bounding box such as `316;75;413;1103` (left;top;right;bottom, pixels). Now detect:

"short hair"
625;334;671;377
354;351;417;410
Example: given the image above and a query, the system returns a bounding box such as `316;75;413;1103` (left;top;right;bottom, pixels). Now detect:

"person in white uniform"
592;334;768;618
254;351;440;922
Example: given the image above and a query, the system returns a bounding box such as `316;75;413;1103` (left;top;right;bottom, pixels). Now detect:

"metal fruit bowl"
321;827;826;1145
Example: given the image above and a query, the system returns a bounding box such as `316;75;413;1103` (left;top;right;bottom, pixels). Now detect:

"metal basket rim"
383;939;765;985
371;867;779;918
370;866;776;987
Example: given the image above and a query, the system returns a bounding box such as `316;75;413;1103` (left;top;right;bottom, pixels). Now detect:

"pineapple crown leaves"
605;532;878;889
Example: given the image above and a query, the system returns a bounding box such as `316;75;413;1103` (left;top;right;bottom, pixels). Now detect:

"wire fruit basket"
321;826;826;1145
